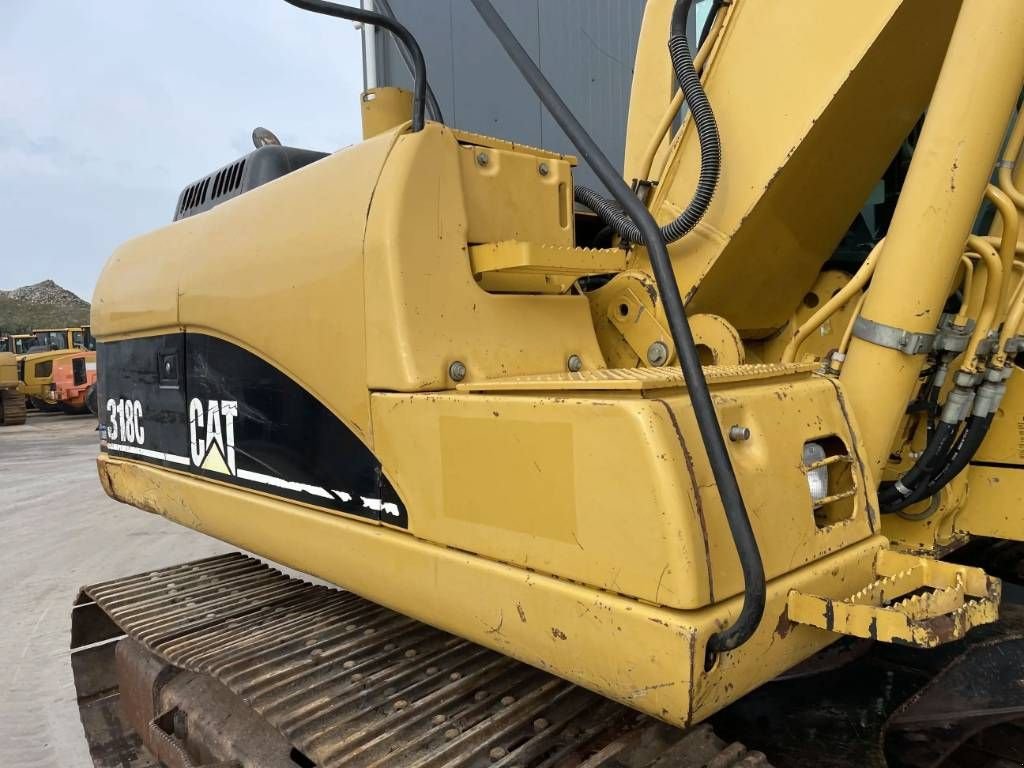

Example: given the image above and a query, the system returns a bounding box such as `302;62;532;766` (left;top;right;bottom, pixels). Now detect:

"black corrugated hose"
282;0;428;132
468;0;765;661
573;0;720;245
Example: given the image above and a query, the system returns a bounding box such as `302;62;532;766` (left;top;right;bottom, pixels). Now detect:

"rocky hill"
0;280;91;333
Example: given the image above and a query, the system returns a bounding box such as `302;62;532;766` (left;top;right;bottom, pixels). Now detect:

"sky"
0;1;366;301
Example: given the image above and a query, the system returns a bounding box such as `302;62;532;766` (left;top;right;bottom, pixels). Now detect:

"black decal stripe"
98;333;408;528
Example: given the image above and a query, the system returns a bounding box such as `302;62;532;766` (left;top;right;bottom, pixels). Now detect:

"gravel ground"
0;412;231;768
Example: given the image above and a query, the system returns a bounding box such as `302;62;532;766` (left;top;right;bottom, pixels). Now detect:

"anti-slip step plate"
787;550;1000;647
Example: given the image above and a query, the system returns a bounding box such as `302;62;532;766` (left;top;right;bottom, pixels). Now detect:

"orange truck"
51;351;97;414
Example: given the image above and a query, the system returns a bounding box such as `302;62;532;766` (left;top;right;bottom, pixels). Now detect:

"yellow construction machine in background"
15;326;95;412
0;352;26;426
71;1;1024;766
0;333;34;355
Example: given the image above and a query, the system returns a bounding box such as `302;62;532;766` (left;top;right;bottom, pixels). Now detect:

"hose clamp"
997;159;1016;169
934;315;975;353
852;316;935;356
893;479;913;498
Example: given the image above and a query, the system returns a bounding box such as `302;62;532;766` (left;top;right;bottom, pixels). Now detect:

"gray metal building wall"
368;1;646;191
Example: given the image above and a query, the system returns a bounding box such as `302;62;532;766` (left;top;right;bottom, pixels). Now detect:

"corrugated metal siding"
373;0;645;191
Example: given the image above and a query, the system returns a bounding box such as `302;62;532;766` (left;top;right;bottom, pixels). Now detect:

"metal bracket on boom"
852;316;936;355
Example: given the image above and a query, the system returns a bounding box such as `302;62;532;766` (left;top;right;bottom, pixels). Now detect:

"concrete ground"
0;411;232;768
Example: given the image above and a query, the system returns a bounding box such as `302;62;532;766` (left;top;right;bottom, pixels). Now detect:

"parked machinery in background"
0;333;34;355
0;352;26;426
16;326;96;412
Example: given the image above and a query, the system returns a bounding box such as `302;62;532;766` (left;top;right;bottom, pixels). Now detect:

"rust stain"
516;602;527;623
551;627;567;640
774;608;794;639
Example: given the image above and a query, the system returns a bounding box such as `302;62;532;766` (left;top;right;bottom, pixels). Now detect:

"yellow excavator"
73;1;1024;766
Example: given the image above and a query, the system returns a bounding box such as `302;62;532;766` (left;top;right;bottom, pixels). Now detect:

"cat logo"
189;398;238;475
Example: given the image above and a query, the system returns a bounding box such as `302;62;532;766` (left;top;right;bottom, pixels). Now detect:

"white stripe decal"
107;444;340;504
236;468;333;500
106;443;190;466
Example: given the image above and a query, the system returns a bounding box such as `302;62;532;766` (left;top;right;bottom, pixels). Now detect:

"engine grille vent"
172;146;327;222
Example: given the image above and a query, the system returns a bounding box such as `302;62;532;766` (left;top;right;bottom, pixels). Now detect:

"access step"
787;550;1000;647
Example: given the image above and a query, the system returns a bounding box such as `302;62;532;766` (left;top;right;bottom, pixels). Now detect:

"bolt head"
538;162;549;176
476;151;489;167
728;425;751;442
449;361;467;382
566;354;583;372
647;341;669;367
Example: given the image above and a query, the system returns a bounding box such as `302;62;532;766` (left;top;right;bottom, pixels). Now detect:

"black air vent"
212;159;246;200
16;359;24;383
176;177;210;219
172;146;327;222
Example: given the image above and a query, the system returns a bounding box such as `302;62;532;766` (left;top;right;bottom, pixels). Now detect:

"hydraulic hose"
468;0;765;659
372;0;444;124
878;420;960;511
282;0;428;132
921;414;994;494
885;414;995;513
573;0;721;246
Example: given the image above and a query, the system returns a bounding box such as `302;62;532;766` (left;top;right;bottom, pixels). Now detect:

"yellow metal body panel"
96;451;888;726
459;143;574;248
0;352;16;389
94;127;402;443
364;125;605;390
623;0;676;184
630;0;958;338
371;370;877;609
958;466;1024;540
469;242;625;295
360;87;413;139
